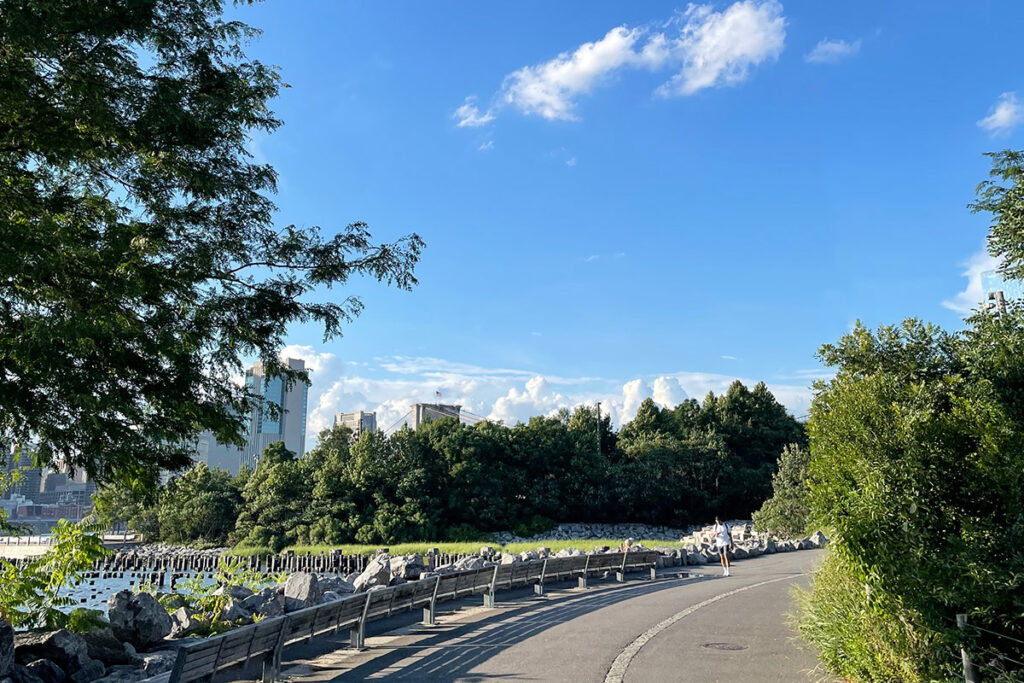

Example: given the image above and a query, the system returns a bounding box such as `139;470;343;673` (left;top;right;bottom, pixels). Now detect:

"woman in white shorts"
713;516;732;576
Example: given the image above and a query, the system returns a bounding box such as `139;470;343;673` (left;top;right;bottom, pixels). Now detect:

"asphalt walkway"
269;549;832;682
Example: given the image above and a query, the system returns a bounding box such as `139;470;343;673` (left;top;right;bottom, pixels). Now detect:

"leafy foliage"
751;444;811;537
0;519;110;629
0;0;423;483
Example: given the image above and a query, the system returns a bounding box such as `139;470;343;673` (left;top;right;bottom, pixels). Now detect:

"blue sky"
228;1;1023;434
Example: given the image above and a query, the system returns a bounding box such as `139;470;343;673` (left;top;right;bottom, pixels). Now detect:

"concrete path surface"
269;549;833;683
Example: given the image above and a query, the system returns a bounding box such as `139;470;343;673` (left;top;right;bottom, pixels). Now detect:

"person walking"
713;516;732;576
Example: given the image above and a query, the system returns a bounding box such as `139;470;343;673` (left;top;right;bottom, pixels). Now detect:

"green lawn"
228;538;688;558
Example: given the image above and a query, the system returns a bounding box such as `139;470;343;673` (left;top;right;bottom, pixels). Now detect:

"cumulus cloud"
456;1;785;124
804;38;861;64
978;92;1023;135
289;352;814;448
453;96;495;127
942;248;1000;314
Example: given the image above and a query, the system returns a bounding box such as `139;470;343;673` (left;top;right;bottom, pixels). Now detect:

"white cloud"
296;352;817;448
804;38;861;64
453;96;495;127
566;156;577;167
279;345;336;374
978;92;1023;135
477;140;494;151
584;254;600;262
942;248;1000;314
656;0;786;97
458;1;785;124
721;354;738;360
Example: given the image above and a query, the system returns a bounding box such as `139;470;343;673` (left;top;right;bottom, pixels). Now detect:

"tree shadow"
289;574;711;681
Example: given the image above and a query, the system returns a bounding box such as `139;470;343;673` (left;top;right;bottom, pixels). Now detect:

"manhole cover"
701;642;747;651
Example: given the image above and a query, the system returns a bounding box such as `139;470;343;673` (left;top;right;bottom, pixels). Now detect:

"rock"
68;660;103;683
353;557;391;592
0;620;12;677
320;591;344;603
211;585;252;601
499;553;516;565
169;608;200;639
107;591;172;648
80;629;133;666
452;555;486;571
220;600;250;624
518;551;539;562
317;578;355;595
479;546;494;558
388;554;424;580
240;588;285;618
119;645;135;661
141;651;175;677
90;665;145;683
283;572;321;606
593;546;610;553
15;631;89;675
387;577;406;586
344;572;360;584
536;547;551;558
23;661;65;683
809;531;829;548
5;664;45;683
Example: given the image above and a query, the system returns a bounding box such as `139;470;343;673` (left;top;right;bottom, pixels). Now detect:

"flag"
435;390;442;398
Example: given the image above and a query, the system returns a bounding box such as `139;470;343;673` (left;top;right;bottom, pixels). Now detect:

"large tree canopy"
0;0;423;481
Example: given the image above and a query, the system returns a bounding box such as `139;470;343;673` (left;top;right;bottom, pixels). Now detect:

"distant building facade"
194;357;310;474
334;411;377;439
981;269;1024;313
410;403;461;430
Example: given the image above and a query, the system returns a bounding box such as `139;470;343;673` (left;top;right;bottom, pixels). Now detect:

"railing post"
534;559;547;596
616;552;628;583
578;555;591;589
351;594;370;651
483;565;498;608
957;614;979;683
423;576;440;626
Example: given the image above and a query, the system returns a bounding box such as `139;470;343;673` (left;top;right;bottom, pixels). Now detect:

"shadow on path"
296;575;722;681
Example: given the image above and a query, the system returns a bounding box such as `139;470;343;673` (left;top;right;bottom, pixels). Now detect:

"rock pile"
677;521;829;565
491;522;696;545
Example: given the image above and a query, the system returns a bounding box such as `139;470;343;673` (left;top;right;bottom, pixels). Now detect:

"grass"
227;538;689;558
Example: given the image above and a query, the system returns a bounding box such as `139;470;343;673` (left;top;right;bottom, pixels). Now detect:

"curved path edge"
603;572;805;683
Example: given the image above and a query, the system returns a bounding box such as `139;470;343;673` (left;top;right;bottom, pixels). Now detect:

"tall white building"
194;357;309;474
334;411;377;439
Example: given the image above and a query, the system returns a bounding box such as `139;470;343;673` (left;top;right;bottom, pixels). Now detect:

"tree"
0;0;423;483
233;442;309;551
157;463;241;545
751;444;810;537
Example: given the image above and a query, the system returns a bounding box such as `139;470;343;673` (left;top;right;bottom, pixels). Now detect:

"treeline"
93;381;805;551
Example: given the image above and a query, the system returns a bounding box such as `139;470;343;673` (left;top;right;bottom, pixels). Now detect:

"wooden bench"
143;550;671;683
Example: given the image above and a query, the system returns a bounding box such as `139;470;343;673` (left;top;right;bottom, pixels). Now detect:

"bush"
752;444;810;537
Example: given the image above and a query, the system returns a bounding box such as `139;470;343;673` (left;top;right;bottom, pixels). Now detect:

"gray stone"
80;629;133;667
283;572;321;606
140;651;174;677
107;591;172;648
0;620;12;678
353;557;391;592
240;588;285;618
5;664;45;683
211;585;252;601
320;591;344;603
479;546;494;558
809;531;829;548
317;578;355;595
68;660;103;683
15;631;89;675
91;665;145;683
499;553;516;565
169;608;199;639
283;597;306;613
452;555;486;571
536;547;551;558
388;554;424;580
23;661;64;683
518;551;539;562
220;600;250;624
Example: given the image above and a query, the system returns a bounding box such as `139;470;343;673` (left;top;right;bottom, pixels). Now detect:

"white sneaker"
724;568;729;576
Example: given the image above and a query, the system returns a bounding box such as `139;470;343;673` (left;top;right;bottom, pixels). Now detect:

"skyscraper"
334;411;377;439
193;357;309;474
240;357;309;470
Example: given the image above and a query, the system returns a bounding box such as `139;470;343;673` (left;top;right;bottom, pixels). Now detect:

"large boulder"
388;554;424;580
5;664;45;683
809;531;829;548
499;553;516;565
211;585;252;601
0;619;12;678
22;661;65;683
169;608;200;639
353;557;391;592
140;651;175;677
240;588;285;618
68;660;103;683
283;572;321;607
80;629;133;666
317;577;354;595
452;555;486;571
107;591;172;648
14;631;90;675
220;601;250;624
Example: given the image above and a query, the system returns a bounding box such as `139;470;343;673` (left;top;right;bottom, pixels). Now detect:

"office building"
240;357;309;470
981;269;1024;313
410;403;461;430
334;411;377;439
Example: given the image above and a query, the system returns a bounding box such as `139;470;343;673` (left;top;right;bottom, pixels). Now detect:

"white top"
714;522;731;546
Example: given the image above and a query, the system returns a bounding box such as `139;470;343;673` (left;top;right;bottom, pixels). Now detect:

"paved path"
273;550;831;683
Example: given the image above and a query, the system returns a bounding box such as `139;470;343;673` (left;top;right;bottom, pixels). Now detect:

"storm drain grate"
701;642;748;651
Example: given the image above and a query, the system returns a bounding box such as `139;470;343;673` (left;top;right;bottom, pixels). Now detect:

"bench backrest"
169;615;286;683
